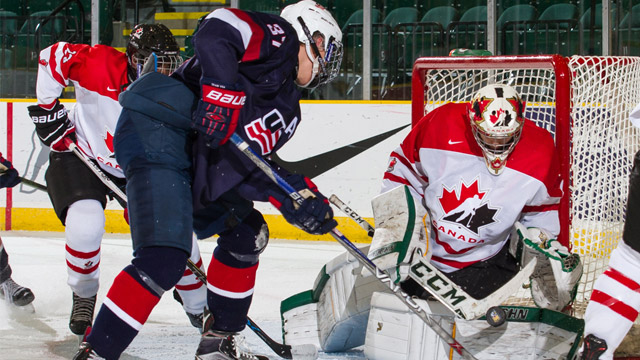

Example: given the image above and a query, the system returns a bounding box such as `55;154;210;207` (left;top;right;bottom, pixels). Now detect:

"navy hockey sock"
0;244;11;284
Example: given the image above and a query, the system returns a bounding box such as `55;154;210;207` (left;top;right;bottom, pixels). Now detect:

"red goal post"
410;54;640;315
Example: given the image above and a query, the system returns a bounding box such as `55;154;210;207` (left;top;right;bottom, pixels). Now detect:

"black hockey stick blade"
186;260;318;360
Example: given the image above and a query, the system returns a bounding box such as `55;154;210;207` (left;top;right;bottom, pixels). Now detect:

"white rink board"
0;101;412;218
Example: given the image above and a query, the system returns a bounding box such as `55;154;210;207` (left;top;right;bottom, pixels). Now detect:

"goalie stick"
229;133;478;360
64;138;315;360
0;162;47;192
328;194;535;323
185;260;318;360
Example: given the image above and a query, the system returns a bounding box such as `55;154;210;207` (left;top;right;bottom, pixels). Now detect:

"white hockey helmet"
468;84;525;175
280;0;343;89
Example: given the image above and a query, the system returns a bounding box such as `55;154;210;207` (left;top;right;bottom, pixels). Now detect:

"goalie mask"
126;24;183;79
468;84;525;175
281;0;343;89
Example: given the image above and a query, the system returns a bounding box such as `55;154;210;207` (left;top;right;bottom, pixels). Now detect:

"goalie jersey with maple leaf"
382;87;563;286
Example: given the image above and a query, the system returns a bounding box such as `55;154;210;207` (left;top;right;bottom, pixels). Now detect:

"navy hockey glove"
192;80;245;148
0;153;20;189
28;100;77;152
268;175;337;235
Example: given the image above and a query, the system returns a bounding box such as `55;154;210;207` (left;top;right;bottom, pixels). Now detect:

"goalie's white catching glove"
514;222;583;311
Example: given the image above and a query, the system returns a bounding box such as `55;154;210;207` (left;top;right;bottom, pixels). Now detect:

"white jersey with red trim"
382;102;562;273
36;42;130;178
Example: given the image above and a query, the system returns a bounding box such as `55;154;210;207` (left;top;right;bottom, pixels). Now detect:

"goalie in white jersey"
26;24;206;337
281;84;584;357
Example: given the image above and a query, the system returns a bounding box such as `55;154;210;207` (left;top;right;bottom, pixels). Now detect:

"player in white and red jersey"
380;84;563;298
26;24;207;337
579;103;640;360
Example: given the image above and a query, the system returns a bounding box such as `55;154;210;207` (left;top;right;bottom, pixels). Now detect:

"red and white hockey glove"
267;174;337;235
28;100;77;152
0;153;20;189
191;79;245;148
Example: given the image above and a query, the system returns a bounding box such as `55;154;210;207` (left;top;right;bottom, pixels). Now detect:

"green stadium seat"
538;3;579;29
0;10;18;48
421;6;458;30
498;5;537;54
448;6;487;51
497;4;537;30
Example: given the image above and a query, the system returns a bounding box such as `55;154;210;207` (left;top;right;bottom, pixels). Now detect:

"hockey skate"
195;310;268;360
73;341;105;360
69;293;96;336
0;278;35;307
580;334;608;360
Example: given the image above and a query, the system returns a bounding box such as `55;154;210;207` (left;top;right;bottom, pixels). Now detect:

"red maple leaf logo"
438;180;486;214
105;130;114;154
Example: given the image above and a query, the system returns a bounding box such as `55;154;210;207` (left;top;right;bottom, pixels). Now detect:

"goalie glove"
267;174;337;235
514;221;583;311
0;153;20;189
192;79;245;148
28;100;76;152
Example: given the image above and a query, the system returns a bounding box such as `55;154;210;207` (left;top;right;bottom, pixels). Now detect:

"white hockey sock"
65;199;105;298
175;234;206;314
584;242;640;359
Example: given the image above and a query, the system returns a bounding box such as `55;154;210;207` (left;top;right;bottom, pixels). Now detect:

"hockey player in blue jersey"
73;1;343;359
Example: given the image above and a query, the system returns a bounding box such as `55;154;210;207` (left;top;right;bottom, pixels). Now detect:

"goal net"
411;55;640;317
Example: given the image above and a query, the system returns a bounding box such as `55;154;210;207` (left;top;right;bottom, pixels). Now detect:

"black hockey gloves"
268;174;337;235
0;153;20;189
192;80;245;148
28;100;77;152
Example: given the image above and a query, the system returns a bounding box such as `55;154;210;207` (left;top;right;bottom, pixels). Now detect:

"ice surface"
0;232;366;360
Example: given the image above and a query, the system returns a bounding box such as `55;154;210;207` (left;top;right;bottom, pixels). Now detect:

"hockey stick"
328;195;374;237
64;138;314;359
229;133;478;360
329;193;535;323
185;260;318;360
0;162;48;192
64;138;127;201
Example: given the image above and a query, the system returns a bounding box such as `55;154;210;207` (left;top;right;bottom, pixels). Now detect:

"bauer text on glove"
191;80;245;148
28;100;77;152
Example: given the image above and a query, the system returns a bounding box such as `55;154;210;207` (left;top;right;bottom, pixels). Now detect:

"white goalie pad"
281;246;387;352
514;222;583;311
368;185;429;283
364;292;584;360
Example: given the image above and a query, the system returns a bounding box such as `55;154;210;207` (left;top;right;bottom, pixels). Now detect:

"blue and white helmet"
280;0;343;89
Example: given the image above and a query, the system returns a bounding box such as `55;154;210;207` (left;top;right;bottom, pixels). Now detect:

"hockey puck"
486;306;507;327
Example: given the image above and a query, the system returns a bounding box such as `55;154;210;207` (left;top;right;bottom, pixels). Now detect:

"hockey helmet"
126;23;183;78
280;0;343;89
468;84;525;175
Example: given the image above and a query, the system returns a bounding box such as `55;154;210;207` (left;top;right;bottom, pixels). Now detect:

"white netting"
415;55;640;318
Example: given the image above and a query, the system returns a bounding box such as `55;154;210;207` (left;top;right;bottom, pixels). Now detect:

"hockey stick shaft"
328;194;374;237
186;259;313;360
64;138;304;358
64;139;128;202
229;133;477;359
0;162;48;192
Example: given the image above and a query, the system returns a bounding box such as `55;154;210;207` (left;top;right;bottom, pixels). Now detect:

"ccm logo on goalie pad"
31;108;67;123
203;85;246;109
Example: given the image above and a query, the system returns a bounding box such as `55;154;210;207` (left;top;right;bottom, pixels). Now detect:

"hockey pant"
582;149;640;359
86;72;199;359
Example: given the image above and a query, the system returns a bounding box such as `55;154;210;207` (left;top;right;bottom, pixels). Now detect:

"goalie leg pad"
281;246;387;352
364;291;455;360
368;185;429;283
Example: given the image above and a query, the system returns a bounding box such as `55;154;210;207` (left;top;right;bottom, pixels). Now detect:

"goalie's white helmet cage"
468;84;525;175
280;0;343;89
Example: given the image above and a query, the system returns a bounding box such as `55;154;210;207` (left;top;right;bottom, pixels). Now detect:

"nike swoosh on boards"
272;124;410;178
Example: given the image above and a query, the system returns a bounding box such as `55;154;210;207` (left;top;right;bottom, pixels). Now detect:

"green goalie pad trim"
368;186;417;283
478;306;584;358
280;290;316;315
518;229;579;273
